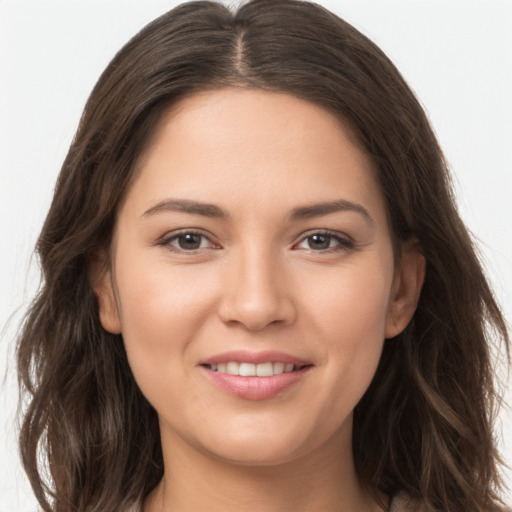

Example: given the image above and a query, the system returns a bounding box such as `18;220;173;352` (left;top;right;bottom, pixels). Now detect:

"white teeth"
209;361;298;376
273;362;285;375
256;362;274;377
239;362;256;376
226;362;239;375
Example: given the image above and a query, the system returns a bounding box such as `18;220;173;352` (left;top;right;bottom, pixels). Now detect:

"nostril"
218;297;297;331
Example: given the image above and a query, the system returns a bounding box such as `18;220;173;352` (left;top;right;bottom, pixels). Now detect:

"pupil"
179;233;201;250
308;234;330;250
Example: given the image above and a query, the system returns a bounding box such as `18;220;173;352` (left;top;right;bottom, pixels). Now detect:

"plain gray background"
1;1;511;509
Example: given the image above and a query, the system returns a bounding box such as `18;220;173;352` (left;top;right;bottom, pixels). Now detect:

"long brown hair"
17;1;509;510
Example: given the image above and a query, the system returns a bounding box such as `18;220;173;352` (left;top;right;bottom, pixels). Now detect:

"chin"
206;439;307;467
196;419;347;468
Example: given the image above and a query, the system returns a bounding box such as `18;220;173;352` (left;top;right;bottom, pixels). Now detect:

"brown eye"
307;234;331;250
160;231;217;252
295;231;354;252
176;233;203;250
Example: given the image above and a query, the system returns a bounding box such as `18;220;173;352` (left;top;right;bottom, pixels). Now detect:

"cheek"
117;252;217;329
306;258;392;339
301;259;392;403
113;255;218;394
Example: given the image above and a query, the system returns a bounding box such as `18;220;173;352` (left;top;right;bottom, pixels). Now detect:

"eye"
160;231;218;252
295;231;353;252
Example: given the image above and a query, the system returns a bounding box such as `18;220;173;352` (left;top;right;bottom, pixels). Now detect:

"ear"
90;254;122;334
385;241;426;339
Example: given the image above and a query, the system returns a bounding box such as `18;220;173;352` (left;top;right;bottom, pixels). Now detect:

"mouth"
200;351;312;400
203;361;307;377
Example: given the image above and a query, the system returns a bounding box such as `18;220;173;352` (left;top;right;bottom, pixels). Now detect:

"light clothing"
390;492;418;511
127;492;417;511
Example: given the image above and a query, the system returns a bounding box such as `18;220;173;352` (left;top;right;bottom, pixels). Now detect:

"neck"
143;425;385;512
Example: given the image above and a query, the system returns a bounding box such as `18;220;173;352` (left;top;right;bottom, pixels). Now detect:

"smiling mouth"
204;362;307;377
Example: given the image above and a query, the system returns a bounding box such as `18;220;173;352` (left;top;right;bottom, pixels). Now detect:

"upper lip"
200;350;311;367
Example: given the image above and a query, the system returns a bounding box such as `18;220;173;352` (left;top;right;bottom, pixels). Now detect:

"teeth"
256;362;274;377
226;362;239;375
273;362;285;375
239;363;256;376
209;361;298;376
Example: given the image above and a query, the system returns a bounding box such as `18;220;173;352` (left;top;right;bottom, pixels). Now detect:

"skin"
95;88;425;512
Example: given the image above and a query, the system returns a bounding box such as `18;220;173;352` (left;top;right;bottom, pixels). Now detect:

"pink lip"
199;350;312;401
202;366;311;401
200;350;310;366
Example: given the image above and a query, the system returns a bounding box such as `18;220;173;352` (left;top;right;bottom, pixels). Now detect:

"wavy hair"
17;1;509;510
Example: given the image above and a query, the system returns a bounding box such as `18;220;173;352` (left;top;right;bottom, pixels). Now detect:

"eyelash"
158;230;218;252
294;230;354;253
158;229;354;253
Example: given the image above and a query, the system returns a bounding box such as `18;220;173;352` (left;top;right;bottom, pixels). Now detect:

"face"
95;89;423;467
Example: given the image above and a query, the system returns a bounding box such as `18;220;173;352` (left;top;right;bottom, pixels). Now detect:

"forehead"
125;88;385;223
140;88;368;170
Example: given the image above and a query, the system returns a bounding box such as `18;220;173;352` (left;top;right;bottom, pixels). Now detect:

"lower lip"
202;366;311;400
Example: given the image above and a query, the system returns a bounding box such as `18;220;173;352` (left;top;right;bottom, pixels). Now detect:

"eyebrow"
143;199;229;219
142;198;373;224
289;199;373;225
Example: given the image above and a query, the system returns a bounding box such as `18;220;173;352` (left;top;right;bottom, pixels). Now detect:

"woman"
16;1;510;511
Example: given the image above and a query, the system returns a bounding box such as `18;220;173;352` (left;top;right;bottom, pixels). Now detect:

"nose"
218;245;296;331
